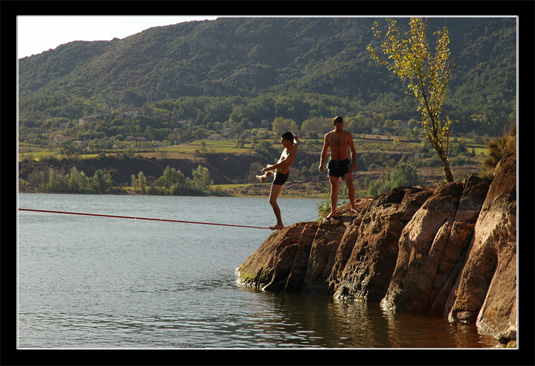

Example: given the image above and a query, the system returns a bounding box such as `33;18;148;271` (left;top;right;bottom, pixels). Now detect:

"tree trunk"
439;153;454;182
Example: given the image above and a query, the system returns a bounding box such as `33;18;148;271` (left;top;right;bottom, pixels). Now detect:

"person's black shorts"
328;159;351;178
273;171;289;186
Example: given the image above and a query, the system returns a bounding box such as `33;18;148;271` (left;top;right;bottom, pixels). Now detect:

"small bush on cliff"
482;124;516;174
317;199;347;221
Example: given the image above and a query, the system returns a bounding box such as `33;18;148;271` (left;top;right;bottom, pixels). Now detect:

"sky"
17;16;219;58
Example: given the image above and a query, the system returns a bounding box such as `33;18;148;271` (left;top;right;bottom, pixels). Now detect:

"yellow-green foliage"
367;18;454;182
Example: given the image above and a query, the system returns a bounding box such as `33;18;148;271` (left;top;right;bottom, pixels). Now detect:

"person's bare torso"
326;130;351;160
276;148;292;174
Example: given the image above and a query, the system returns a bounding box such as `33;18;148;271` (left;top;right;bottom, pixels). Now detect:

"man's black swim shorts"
328;159;351;178
273;171;289;186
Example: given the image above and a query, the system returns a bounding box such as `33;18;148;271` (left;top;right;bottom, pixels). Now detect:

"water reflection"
381;310;498;348
19;194;498;349
241;289;498;348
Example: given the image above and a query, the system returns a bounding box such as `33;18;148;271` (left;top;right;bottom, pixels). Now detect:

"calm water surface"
17;193;497;348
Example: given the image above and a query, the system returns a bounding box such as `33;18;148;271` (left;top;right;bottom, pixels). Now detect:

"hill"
19;17;516;138
18;17;516;197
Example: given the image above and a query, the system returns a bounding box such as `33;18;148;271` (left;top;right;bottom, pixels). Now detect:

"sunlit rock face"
237;155;516;344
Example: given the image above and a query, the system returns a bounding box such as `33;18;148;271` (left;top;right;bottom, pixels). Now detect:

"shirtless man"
257;131;299;230
318;116;358;218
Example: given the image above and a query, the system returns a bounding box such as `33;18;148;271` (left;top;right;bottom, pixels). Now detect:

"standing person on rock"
257;131;299;230
318;116;358;218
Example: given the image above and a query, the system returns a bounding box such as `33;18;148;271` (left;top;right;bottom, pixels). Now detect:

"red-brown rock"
332;187;432;302
447;155;516;342
237;155;516;344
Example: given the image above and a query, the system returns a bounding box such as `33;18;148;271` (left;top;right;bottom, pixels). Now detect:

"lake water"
17;193;497;349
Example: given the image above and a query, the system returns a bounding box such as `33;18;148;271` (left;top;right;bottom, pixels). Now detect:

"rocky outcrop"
237;155;516;344
331;187;433;302
447;156;517;342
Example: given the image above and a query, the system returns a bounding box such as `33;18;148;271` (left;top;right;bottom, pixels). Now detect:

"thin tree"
367;18;454;182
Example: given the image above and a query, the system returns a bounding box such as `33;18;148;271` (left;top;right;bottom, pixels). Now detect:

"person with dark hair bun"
256;131;299;230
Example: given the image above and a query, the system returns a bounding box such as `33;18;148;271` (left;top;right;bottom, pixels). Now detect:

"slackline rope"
18;208;270;230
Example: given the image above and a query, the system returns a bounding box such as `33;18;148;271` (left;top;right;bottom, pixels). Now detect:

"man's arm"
348;133;357;171
318;133;330;174
262;148;297;173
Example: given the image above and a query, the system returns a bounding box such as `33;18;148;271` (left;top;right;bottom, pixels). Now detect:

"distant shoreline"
17;190;327;200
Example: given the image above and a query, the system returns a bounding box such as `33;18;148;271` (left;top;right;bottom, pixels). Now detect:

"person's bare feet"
326;211;338;219
269;223;284;230
256;175;266;183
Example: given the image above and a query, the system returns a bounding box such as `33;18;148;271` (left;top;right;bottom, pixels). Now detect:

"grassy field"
19;139;258;161
140;140;256;159
19;135;487;161
19;134;489;199
18;142;58;160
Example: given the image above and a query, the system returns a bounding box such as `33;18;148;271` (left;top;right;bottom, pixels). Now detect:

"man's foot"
269;224;284;230
256;175;266;183
325;211;338;219
350;205;359;214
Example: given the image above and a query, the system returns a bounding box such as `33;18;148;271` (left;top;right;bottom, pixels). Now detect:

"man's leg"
256;164;274;183
327;176;339;218
268;183;284;230
343;173;357;212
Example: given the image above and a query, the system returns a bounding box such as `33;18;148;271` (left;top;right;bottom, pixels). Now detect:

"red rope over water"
19;208;270;230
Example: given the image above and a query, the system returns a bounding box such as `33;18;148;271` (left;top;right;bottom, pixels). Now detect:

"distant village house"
53;134;69;142
208;134;226;141
79;115;98;126
126;136;147;142
119;109;140;119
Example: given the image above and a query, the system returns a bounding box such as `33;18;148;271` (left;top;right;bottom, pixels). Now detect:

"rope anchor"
18;208;271;230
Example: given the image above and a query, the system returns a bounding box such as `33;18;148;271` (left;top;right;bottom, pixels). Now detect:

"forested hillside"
19;16;516;147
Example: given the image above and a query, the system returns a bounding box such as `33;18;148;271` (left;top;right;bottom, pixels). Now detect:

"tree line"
19;164;225;197
130;165;226;196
